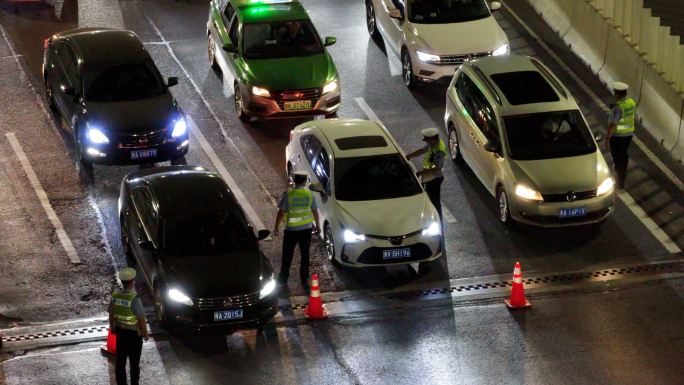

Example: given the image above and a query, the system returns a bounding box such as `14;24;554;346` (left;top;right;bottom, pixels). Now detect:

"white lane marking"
142;12;278;209
356;97;456;224
502;1;682;252
616;190;681;253
6;134;81;263
187;116;270;238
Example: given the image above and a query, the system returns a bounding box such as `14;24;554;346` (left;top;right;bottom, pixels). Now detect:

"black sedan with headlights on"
43;28;189;168
118;166;278;331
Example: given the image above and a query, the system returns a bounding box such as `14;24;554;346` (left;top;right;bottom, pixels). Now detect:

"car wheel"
75;128;93;170
402;50;417;89
497;187;513;225
44;76;59;114
366;1;381;40
170;155;187;165
287;163;294;185
324;225;340;267
120;215;134;261
325;111;338;119
234;83;250;123
154;284;169;326
208;34;220;71
448;125;463;163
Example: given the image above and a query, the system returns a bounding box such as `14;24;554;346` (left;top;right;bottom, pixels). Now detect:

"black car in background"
118;166;277;330
43;28;189;167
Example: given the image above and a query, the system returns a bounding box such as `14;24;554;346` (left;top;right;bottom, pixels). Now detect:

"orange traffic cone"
505;262;531;309
303;274;328;319
100;328;117;355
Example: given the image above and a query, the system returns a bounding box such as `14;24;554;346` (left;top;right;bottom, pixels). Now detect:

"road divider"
5;133;80;264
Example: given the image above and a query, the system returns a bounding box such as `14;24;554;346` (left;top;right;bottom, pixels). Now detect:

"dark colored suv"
118;166;277;331
43;28;189;167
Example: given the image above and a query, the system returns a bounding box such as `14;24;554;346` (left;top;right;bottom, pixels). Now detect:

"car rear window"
489;71;560;105
334;136;388;150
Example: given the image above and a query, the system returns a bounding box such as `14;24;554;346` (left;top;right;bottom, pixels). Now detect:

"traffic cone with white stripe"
100;328;117;355
505;262;531;309
303;274;328;319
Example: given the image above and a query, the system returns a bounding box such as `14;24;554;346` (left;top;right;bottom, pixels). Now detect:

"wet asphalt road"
1;0;684;383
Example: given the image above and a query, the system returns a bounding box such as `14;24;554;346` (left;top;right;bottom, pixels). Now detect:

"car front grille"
541;190;598;203
272;88;322;110
439;51;492;65
366;229;423;245
117;129;168;149
193;291;261;310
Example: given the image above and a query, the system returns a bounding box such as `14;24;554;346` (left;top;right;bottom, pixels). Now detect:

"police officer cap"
612;82;629;92
421;127;439;140
118;267;136;281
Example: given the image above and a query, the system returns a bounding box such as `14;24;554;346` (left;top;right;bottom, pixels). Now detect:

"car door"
296;134;330;222
450;71;476;165
52;42;79;122
382;0;405;54
210;1;238;78
468;87;504;195
310;145;334;229
131;186;160;286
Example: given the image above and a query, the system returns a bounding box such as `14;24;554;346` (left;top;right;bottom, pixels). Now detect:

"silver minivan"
444;55;614;227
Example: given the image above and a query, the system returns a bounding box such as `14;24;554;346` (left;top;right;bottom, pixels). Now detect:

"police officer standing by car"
605;82;636;190
274;171;321;292
108;267;149;385
406;128;447;220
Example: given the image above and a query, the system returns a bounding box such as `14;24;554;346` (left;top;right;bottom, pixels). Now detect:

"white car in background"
366;0;508;88
285;119;442;267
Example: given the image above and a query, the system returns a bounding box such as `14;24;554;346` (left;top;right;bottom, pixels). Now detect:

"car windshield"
335;154;423;201
163;212;255;256
408;0;490;24
243;20;324;59
84;61;166;102
503;110;597;161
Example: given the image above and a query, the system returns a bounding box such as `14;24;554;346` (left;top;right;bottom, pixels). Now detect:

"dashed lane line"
502;1;681;253
355;97;458;224
5;133;81;263
187;115;270;237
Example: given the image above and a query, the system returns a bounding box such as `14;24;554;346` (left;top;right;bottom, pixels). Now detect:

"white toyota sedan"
285;119;442;267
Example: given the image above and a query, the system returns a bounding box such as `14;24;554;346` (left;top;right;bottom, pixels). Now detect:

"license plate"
214;309;243;321
383;248;411;259
131;149;157;160
283;100;312;110
559;206;586;218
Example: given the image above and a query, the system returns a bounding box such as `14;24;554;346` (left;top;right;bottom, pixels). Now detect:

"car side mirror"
490;2;502;11
594;130;604;142
389;9;402;20
222;43;238;54
483;141;499;153
167;77;179;87
138;237;155;251
63;85;77;96
257;229;271;241
309;182;325;193
324;37;336;47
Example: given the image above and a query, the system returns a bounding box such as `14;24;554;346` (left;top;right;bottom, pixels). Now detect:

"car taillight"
44;38;50;49
289;130;293;142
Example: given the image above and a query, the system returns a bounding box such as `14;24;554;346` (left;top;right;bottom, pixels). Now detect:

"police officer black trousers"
115;328;143;385
425;176;444;220
610;136;632;188
279;229;312;284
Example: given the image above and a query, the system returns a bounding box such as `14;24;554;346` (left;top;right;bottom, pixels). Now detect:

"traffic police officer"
108;267;149;385
274;171;321;292
605;81;636;190
406;127;447;220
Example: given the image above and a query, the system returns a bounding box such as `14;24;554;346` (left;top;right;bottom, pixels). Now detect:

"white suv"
366;0;509;88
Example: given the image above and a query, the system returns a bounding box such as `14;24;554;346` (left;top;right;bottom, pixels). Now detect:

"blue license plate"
383;248;411;259
131;149;157;160
559;206;586;218
214;309;243;321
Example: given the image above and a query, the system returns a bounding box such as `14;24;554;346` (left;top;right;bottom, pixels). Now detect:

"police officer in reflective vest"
274;171;321;292
406;128;447;220
108;267;149;385
605;81;636;190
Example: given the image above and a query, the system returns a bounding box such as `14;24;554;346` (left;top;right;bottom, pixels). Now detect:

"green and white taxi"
207;0;341;121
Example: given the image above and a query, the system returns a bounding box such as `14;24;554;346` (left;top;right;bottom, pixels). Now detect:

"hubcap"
402;55;412;86
155;287;165;321
45;80;52;104
235;86;243;115
121;219;129;253
208;37;215;63
449;130;458;159
499;191;508;222
325;227;334;261
367;4;375;34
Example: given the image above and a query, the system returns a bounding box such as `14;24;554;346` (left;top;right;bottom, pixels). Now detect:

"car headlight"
322;79;339;94
259;279;276;299
168;288;193;306
172;118;187;138
597;177;614;196
86;128;109;144
416;50;440;63
251;86;271;97
492;43;509;56
343;229;366;243
515;185;543;201
422;222;441;237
